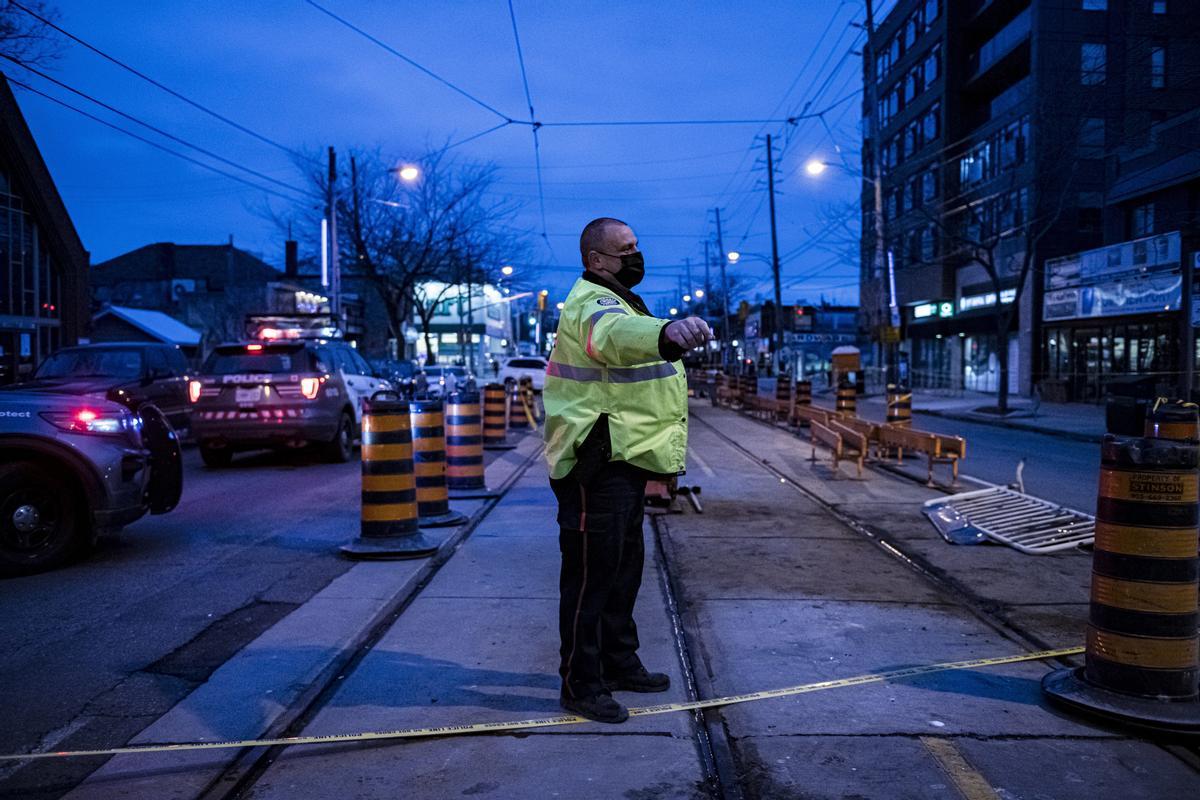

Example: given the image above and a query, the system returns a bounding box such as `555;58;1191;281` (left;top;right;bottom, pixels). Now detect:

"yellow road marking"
0;647;1083;762
921;736;1001;800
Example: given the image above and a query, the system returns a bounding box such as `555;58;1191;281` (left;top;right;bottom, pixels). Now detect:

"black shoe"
605;666;671;693
560;692;630;724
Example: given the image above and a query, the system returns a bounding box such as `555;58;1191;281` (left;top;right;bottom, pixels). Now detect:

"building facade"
862;0;1200;400
0;77;88;385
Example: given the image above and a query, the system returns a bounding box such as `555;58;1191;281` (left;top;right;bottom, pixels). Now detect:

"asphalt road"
901;412;1100;512
0;445;374;799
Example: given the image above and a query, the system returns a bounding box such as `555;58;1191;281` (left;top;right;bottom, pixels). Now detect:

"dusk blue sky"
14;0;889;308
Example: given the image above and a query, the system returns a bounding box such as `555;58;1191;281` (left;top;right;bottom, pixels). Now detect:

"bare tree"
284;148;524;364
0;1;63;69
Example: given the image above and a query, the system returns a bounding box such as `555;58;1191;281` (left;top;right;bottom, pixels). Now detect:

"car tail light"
188;380;202;403
246;344;264;352
41;408;134;435
300;377;321;399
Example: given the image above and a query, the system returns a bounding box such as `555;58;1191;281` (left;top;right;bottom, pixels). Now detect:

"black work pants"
551;462;648;699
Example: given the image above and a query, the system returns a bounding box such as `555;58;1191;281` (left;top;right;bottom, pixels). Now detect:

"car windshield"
36;349;144;379
202;345;312;375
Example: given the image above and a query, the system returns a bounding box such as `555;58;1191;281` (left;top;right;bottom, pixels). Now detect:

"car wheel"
0;461;85;576
199;443;233;468
324;411;354;463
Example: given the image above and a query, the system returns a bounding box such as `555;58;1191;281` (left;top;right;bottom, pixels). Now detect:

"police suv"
189;334;390;467
0;389;182;575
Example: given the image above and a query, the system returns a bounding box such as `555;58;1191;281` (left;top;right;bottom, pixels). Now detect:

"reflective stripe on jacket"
543;276;687;480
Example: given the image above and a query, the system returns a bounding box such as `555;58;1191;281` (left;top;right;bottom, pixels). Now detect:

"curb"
915;408;1105;444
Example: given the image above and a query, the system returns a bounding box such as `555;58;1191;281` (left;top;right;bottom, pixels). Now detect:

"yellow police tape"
1;646;1083;762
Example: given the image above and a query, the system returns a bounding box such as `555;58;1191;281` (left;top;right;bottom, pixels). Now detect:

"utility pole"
765;134;784;376
863;0;891;382
703;240;712;321
684;257;693;311
714;207;731;370
326;146;340;323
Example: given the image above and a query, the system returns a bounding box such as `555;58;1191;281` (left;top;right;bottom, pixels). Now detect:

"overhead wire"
10;0;316;165
303;0;519;123
8;77;310;205
504;0;552;257
6;59;314;198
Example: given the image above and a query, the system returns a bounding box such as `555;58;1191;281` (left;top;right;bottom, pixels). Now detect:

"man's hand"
664;317;713;351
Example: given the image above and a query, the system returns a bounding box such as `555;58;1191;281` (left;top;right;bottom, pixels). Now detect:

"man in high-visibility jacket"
544;217;712;723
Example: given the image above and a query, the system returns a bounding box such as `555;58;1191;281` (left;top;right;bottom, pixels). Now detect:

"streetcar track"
689;406;1200;772
201;441;545;800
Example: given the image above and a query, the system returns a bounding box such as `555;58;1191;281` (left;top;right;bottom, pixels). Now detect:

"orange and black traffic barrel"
1043;399;1199;734
340;395;443;559
775;374;791;420
886;383;912;426
410;399;468;528
446;390;494;497
795;379;812;406
836;378;856;417
507;380;529;430
483;382;514;450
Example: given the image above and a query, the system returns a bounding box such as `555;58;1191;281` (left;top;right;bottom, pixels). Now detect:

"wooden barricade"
829;419;867;478
878;425;966;486
793;404;833;429
835;415;881;459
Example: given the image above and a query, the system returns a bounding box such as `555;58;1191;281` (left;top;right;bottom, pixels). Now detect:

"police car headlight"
41;407;136;436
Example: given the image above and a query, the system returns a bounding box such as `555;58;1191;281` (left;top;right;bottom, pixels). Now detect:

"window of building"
925;0;940;22
922;166;938;202
903;178;915;213
1151;45;1166;88
924;44;941;84
905;15;920;48
921;225;937;261
1081;43;1107;85
1153;1;1167;13
923;103;940;142
905;122;920;157
1079;117;1106;156
1131;203;1155;236
890;36;901;64
1082;0;1107;9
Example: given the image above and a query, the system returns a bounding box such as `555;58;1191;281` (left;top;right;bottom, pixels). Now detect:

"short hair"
579;217;629;267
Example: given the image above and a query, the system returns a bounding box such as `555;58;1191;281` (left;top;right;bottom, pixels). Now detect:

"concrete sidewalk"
241;458;710;799
854;388;1106;442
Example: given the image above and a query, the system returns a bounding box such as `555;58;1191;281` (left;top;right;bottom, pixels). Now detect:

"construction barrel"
836;377;857;417
1042;398;1199;734
340;396;442;559
410;399;468;528
445;390;491;496
775;375;791;421
508;380;529;430
794;379;812;407
482;382;514;450
886;383;912;427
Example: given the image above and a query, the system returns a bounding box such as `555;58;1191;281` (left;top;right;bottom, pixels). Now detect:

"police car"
189;327;390;467
0;389;182;575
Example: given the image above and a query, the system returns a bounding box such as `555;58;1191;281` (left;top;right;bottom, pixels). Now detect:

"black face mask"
597;250;645;289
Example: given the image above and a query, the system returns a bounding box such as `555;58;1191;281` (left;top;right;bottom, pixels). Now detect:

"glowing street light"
556;302;564;310
694;289;705;298
726;251;741;264
683;294;692;303
669;307;678;316
500;265;514;276
804;159;828;176
397;165;420;182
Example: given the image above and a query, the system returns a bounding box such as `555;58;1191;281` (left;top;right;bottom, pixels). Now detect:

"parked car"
189;339;390;467
370;359;425;399
422;365;475;397
498;356;548;391
0;389;182;575
9;343;193;436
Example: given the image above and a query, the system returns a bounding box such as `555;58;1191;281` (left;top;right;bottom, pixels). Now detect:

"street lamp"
804;159;828;176
397;165;420;182
501;265;514;276
727;251;741;264
683;294;692;303
669;307;678;316
694;289;705;298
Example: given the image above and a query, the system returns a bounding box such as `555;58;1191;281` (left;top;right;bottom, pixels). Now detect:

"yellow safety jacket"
543;274;688;480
